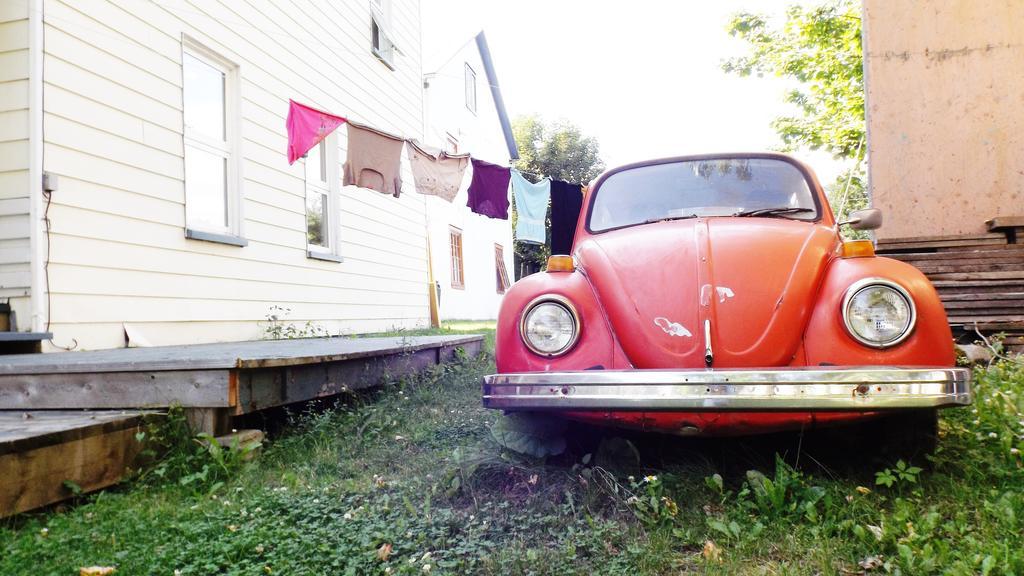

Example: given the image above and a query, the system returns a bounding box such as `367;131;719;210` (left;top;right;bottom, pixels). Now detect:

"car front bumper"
482;367;972;411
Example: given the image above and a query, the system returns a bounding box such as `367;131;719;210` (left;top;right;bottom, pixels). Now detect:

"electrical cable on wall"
41;188;77;351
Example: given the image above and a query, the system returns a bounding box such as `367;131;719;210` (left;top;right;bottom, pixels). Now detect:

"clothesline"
287;99;586;251
511;167;587;188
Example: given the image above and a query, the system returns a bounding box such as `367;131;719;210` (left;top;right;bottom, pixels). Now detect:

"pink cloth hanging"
286;99;347;165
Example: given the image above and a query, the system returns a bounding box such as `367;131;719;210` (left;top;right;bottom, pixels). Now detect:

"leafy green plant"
625;475;679;529
742;455;827;523
874;460;922;489
262;305;329;340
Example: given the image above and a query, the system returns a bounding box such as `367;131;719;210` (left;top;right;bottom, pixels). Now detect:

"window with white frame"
182;38;240;240
305;136;340;258
450;227;464;289
445;133;459;155
370;0;396;69
464;63;477;113
495;244;511;294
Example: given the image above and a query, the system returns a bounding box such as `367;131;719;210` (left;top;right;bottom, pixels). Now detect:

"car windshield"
588;157;818;232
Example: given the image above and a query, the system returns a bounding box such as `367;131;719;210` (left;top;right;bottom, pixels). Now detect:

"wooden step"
941;299;1024;311
945;310;1024;320
877;233;1007;252
1;410;154;518
913;262;1024;274
932;280;1024;294
940;292;1024;302
879;232;1007;245
948;316;1024;328
887;250;1024;264
926;271;1024;281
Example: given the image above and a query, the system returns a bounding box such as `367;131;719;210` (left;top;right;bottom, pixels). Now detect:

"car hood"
575;218;837;368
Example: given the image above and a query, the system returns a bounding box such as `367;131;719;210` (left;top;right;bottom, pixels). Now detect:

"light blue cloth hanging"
510;169;550;244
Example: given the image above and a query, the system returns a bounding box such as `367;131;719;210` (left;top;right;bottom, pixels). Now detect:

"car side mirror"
840;208;883;231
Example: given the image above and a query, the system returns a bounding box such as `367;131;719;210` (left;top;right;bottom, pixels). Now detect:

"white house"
0;0;516;352
421;32;517;321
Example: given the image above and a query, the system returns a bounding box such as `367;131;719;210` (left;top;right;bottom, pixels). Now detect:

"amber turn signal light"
841;239;875;258
546;255;575;272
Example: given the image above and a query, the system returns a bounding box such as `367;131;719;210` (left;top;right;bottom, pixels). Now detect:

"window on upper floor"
465;63;477;113
370;0;396;70
450;227;464;289
182;37;242;244
495;244;511;294
305;136;341;261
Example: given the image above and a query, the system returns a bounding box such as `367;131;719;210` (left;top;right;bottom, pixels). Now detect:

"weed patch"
2;334;1023;575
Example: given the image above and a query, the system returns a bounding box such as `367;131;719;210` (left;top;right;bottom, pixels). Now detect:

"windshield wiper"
642;214;699;225
732;207;815;218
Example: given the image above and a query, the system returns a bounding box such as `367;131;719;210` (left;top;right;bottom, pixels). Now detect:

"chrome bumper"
482;367;972;411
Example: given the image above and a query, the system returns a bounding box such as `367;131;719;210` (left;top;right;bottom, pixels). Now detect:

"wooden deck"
0;334;484;517
0;335;484;413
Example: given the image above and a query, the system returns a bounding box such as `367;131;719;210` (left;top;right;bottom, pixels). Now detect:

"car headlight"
842;278;916;348
520;296;580;356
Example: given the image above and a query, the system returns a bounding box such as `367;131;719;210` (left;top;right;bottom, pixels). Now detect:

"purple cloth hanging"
467;158;511;219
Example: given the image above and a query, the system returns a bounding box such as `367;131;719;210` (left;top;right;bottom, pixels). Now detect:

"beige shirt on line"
343;122;405;197
406;141;470;202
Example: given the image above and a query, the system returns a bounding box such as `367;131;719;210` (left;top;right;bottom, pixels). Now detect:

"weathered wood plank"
935;244;1022;253
932;279;1024;289
0;370;231;409
236;338;483;413
878;231;1006;244
0;332;52;342
940;292;1024;302
911;263;1024;274
0;335;485;375
0;410;151;517
944;309;1024;318
888;251;1024;264
926;271;1024;281
0;410;153;453
986;216;1024;231
879;239;1008;253
948;316;1024;326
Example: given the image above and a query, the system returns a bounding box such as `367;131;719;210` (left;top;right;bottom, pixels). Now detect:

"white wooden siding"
0;1;31;308
40;0;430;349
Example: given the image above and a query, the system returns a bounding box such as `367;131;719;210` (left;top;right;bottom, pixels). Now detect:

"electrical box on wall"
42;172;58;192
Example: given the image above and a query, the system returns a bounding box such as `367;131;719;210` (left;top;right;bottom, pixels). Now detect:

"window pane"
495;245;510;293
450;231;463;286
465;64;476;112
589;158;818;232
305;141;327;184
183;52;225;141
185;144;228;229
307;191;329;248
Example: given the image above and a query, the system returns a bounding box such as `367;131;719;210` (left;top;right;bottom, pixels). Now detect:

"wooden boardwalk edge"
0;336;486;411
0;335;486;518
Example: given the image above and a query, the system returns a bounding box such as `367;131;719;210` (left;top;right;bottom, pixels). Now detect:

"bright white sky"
420;0;848;185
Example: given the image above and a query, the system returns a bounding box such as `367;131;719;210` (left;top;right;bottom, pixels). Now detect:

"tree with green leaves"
722;0;867;226
511;116;604;277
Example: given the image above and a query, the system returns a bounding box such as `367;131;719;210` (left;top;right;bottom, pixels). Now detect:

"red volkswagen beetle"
484;153;971;450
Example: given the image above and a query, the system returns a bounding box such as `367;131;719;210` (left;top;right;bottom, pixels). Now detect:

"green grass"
2;329;1023;575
